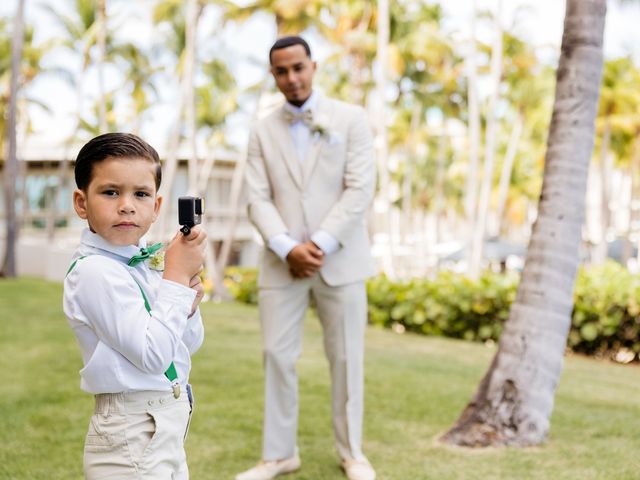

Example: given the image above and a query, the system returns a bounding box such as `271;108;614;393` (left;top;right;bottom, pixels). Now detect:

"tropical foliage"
222;263;640;364
3;2;639;275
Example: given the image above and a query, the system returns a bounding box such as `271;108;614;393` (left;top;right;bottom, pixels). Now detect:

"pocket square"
326;131;343;145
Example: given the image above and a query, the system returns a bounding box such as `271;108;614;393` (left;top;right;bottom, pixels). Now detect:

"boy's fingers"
186;227;207;246
197;230;208;245
182;227;199;241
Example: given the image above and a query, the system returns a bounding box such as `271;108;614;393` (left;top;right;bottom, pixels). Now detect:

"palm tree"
77;92;118;137
44;0;99;139
463;0;481;238
215;0;327;275
469;1;504;278
96;0;107;133
2;0;26;278
316;1;376;106
220;0;324;35
385;2;462;267
493;34;554;238
373;0;394;276
113;42;160;134
195;59;237;194
591;57;639;262
43;0;101;240
152;0;203;237
441;0;606;447
195;59;238;298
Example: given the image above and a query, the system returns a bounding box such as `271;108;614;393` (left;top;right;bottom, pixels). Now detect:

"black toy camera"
178;196;204;235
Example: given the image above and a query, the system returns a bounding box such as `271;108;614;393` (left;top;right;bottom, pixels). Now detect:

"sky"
2;0;640;158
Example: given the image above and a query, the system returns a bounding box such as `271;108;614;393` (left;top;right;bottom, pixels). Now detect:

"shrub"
366;271;517;342
572;262;640;362
223;266;258;305
223;262;639;363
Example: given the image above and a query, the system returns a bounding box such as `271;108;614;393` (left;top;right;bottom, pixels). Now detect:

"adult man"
236;36;377;480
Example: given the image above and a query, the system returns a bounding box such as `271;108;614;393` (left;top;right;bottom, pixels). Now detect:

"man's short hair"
74;132;162;191
269;35;312;64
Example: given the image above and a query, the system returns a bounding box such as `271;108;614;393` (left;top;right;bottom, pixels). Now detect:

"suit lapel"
302;95;332;187
271;108;303;189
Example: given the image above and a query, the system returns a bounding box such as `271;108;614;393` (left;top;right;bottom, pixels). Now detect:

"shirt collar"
79;228;148;261
283;90;318;114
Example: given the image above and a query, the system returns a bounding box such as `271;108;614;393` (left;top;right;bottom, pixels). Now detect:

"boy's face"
73;156;162;246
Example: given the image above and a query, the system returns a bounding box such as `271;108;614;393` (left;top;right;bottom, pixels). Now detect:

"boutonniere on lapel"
148;250;165;271
128;242;165;271
310;113;330;138
311;113;342;145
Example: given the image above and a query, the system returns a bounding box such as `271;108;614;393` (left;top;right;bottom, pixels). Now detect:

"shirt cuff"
159;279;197;310
311;230;340;255
268;233;300;261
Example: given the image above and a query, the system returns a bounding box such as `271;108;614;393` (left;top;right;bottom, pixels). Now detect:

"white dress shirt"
269;91;340;261
63;228;204;394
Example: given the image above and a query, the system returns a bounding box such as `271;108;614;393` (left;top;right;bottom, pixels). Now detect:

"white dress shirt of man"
237;36;377;480
63;132;207;480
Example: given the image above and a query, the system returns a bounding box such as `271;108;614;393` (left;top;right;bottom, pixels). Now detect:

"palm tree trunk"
197;137;228;300
374;0;395;277
463;0;481;227
593;121;612;263
97;0;107;133
2;0;25;278
434;128;447;246
155;2;200;239
184;0;199;195
629;135;640;263
155;124;180;239
469;0;503;278
494;112;524;237
441;0;606;447
216;77;269;280
401;105;421;244
622;158;638;264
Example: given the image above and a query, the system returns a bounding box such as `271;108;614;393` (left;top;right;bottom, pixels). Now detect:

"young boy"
63;132;207;479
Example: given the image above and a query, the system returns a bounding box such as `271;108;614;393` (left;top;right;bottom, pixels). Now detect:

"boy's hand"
163;226;207;286
189;273;204;316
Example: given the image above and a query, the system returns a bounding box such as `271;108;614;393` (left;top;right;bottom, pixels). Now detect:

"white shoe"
235;454;301;480
341;458;376;480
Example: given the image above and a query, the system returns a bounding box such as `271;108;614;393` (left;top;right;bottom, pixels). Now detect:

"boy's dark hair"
269;35;311;64
74;132;162;191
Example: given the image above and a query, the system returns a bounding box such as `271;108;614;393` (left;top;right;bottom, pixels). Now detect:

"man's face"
270;44;316;106
73;156;162;246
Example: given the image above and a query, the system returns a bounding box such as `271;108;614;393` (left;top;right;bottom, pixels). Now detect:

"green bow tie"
128;242;163;267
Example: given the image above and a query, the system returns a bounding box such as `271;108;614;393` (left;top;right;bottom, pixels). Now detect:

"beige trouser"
259;276;368;462
83;387;193;479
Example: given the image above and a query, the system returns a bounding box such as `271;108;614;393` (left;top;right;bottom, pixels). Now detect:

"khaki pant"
83;387;193;479
259;277;367;462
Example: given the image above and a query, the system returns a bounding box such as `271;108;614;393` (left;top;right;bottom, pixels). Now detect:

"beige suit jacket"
246;93;376;288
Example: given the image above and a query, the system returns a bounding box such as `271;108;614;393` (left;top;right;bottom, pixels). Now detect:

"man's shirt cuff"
311;230;340;255
268;233;300;261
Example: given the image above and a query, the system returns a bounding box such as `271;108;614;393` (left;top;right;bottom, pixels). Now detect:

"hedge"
222;262;640;363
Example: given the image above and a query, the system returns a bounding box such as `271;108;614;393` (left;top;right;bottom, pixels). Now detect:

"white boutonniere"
148;251;165;271
310;113;332;140
311;114;343;145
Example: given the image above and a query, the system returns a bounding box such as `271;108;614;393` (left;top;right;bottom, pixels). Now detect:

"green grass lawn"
1;278;639;480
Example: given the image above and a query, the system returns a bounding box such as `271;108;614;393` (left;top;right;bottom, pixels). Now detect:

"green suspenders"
67;256;181;398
